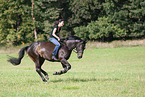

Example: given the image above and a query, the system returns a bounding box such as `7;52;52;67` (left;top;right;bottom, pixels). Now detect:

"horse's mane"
66;35;82;41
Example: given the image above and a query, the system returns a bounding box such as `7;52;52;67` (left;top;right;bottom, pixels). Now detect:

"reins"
73;48;77;53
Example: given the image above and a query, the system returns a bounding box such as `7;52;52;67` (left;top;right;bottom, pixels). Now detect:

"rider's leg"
49;37;60;59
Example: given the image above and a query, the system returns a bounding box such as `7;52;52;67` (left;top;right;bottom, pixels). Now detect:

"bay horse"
8;36;87;82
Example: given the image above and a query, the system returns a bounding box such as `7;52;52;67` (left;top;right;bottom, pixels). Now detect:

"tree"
0;0;145;45
0;0;33;45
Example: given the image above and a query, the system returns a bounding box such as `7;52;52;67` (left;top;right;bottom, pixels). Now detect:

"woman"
49;19;64;60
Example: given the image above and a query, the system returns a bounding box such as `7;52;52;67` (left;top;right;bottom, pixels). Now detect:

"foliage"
74;26;89;40
0;0;34;45
0;0;145;45
87;17;117;41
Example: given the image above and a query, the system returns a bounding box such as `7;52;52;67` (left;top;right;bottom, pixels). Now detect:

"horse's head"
65;36;87;59
75;40;87;59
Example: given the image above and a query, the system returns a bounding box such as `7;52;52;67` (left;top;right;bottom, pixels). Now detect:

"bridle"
60;39;84;54
73;41;84;54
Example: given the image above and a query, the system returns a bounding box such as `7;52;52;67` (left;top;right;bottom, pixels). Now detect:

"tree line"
0;0;145;45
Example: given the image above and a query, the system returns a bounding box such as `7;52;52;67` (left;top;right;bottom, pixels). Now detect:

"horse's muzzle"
78;53;82;59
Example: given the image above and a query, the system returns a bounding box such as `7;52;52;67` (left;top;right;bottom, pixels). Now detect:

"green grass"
0;46;145;97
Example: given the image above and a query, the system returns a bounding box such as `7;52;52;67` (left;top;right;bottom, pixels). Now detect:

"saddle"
59;38;67;46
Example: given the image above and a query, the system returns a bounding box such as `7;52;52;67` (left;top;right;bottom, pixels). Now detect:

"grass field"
0;45;145;97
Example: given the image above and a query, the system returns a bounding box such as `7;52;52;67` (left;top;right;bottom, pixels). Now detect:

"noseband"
73;41;84;54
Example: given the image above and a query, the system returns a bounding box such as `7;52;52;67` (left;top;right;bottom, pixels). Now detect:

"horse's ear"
85;40;88;43
83;40;88;44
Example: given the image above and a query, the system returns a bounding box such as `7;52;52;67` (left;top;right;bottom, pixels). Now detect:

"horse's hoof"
46;77;49;80
43;79;47;82
53;72;57;75
46;75;49;80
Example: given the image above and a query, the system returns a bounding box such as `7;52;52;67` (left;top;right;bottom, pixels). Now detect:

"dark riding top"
49;25;61;40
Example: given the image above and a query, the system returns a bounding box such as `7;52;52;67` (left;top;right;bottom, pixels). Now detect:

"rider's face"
58;21;64;27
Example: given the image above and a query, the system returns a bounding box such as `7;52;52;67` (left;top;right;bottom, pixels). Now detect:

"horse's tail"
8;46;29;65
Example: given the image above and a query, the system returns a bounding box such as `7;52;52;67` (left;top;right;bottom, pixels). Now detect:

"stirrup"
52;56;59;61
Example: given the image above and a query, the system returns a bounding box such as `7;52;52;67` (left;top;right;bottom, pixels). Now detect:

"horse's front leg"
53;59;71;75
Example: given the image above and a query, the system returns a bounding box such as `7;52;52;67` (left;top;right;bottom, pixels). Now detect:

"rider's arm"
52;28;60;41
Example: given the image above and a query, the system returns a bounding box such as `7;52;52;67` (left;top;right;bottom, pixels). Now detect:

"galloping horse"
8;36;87;82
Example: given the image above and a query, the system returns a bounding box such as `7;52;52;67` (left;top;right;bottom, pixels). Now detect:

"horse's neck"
65;40;79;50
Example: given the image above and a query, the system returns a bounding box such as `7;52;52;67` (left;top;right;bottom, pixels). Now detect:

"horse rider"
49;19;64;61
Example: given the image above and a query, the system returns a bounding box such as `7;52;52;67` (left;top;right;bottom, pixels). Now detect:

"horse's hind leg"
35;65;47;82
39;58;49;80
41;69;49;80
53;58;71;75
34;57;48;82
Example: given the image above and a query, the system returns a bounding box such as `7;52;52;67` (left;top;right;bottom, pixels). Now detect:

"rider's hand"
58;38;60;41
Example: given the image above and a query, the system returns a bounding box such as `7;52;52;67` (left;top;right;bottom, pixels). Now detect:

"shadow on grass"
50;77;120;83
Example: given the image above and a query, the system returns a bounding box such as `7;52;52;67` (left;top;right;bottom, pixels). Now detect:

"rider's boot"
52;56;59;61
